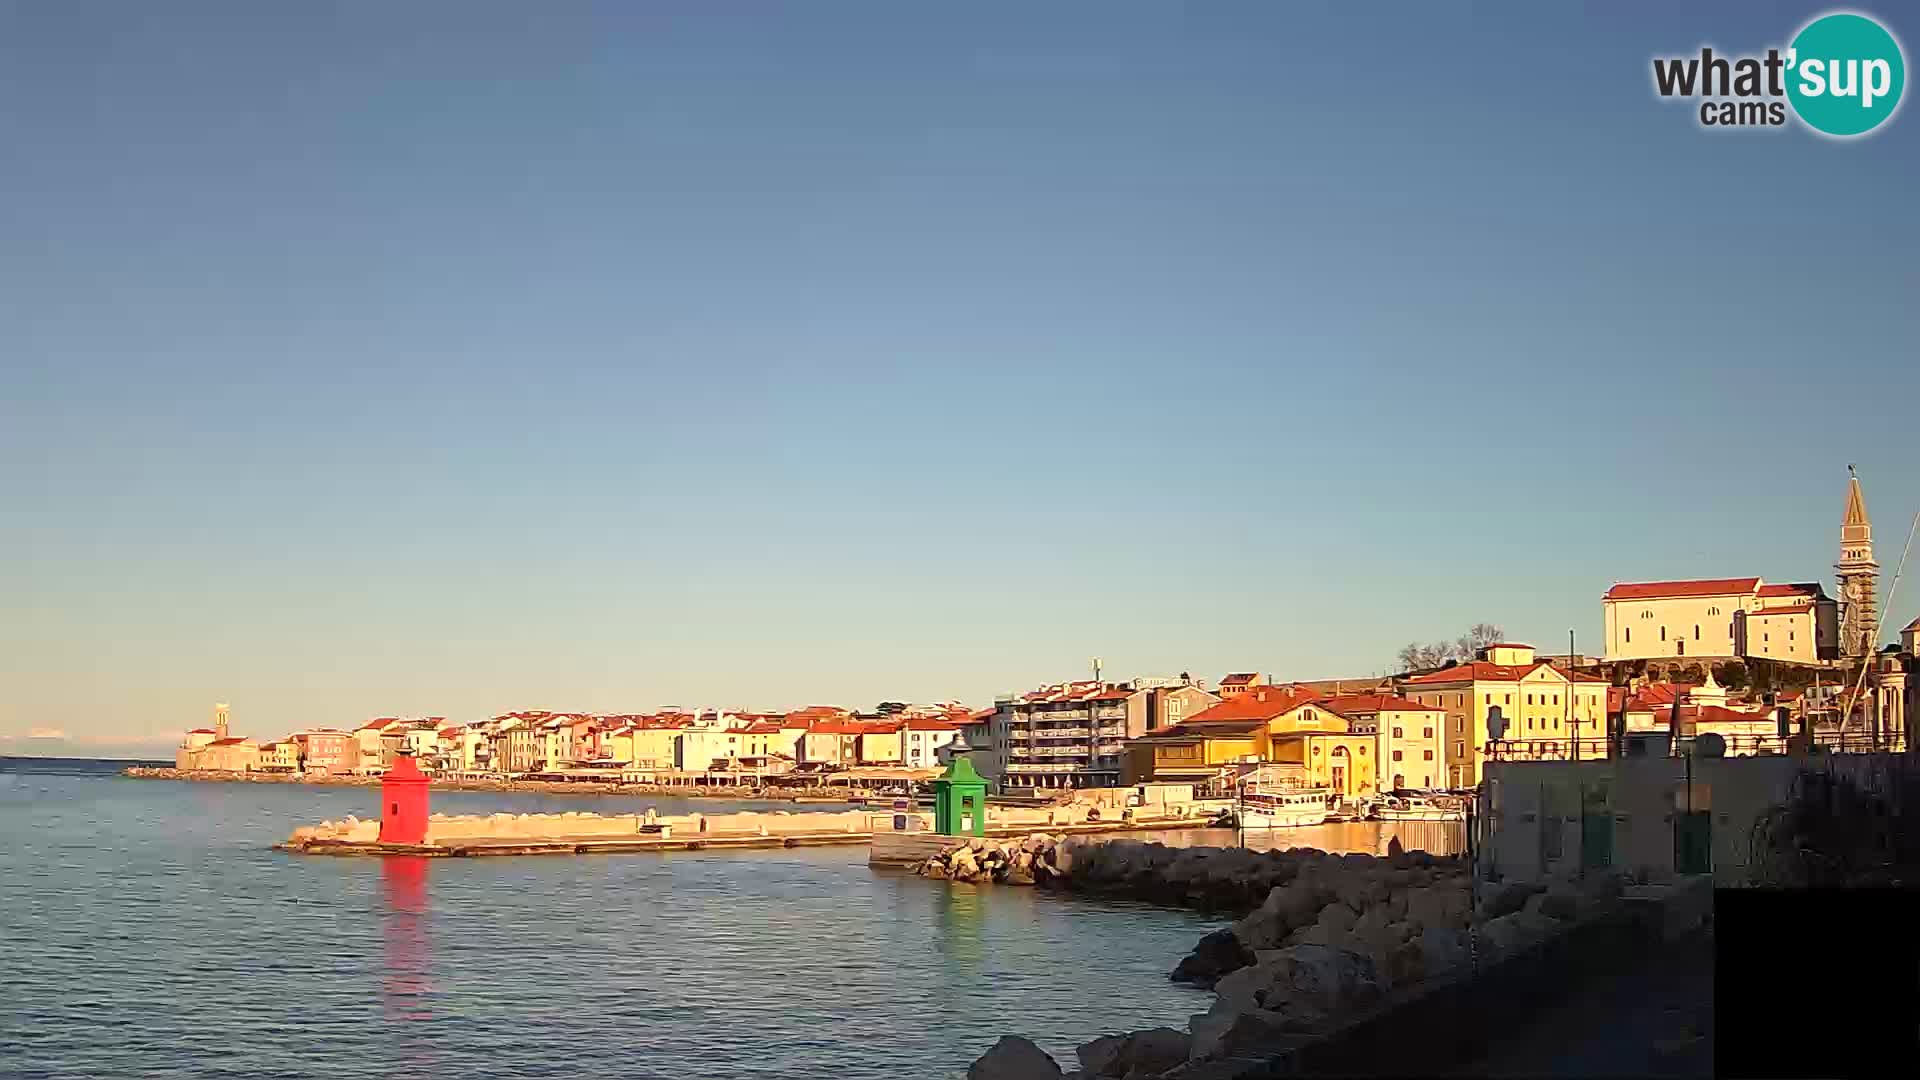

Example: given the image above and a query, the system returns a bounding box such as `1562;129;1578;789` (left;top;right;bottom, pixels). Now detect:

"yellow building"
257;740;300;773
1602;578;1836;663
1125;686;1376;798
1318;693;1446;792
1401;643;1608;787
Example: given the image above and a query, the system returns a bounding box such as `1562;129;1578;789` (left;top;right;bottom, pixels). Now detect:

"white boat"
1237;786;1333;828
1370;790;1467;821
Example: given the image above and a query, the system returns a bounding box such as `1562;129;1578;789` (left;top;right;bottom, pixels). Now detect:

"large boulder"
1188;1007;1297;1062
1210;953;1297;1015
969;1036;1063;1080
1281;943;1386;1013
1475;880;1540;919
1479;911;1560;959
1403;885;1469;932
1418;927;1471;977
1171;928;1254;986
1076;1027;1189;1077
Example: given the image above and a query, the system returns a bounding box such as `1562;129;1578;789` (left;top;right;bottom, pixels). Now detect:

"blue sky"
3;2;1917;750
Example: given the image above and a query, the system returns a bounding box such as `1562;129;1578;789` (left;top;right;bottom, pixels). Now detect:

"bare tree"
1395;622;1507;673
1454;623;1506;661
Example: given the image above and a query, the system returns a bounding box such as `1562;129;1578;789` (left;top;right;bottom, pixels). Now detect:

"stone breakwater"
124;766;840;801
284;808;893;852
922;838;1630;1080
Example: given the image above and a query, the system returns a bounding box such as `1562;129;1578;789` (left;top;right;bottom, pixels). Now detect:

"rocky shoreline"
915;837;1629;1079
120;766;855;802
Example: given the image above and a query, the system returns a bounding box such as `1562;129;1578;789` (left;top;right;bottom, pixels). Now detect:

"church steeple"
1837;465;1879;659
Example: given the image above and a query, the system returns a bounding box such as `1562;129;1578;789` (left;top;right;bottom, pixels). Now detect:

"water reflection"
931;880;986;969
1104;821;1464;857
380;857;433;1024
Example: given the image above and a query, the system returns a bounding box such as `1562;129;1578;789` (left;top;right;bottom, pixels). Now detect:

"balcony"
1009;745;1092;759
1019;726;1090;738
1093;707;1127;720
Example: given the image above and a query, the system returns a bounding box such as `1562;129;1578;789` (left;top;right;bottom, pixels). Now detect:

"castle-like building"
1601;468;1881;668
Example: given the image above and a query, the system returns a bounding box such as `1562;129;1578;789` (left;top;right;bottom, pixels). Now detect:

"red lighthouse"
378;752;431;845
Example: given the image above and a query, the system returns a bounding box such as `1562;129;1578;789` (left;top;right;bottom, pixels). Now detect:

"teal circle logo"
1786;12;1906;136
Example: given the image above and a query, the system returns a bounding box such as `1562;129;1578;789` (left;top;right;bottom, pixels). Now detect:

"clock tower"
1836;465;1879;660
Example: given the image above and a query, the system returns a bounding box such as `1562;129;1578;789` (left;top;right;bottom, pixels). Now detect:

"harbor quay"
277;757;1225;858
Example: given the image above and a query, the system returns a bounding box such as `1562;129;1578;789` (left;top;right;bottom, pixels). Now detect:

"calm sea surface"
0;758;1226;1080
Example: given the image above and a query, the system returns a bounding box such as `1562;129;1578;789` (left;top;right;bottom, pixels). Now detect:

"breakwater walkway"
276;808;1224;858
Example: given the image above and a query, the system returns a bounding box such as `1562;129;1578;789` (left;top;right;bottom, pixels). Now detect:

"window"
1393;750;1403;761
1526;718;1534;730
1641;611;1653;620
1392;726;1404;738
1660;626;1667;641
1626;628;1631;643
1694;625;1700;640
1484;694;1491;705
1422;774;1431;787
1505;694;1512;704
1423;726;1434;738
1708;606;1721;616
1358;745;1367;755
1527;694;1534;705
1424;750;1434;761
1454;741;1465;758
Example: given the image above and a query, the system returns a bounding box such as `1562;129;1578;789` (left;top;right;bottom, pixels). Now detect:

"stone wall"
950;839;1637;1080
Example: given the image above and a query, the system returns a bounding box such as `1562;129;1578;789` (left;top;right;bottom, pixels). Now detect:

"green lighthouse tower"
932;756;989;836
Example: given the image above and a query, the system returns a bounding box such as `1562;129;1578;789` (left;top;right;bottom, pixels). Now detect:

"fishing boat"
1237;786;1334;828
1370;790;1467;821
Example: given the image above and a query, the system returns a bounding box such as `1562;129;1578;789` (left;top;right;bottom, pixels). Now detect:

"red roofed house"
902;717;962;768
1318;694;1448;792
1400;643;1610;787
1602;577;1836;663
1218;672;1266;697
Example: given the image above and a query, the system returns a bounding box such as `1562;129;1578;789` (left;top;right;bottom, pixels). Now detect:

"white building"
1602;577;1837;663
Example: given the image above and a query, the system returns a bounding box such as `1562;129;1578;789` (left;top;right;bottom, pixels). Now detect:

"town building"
902;718;962;768
1124;685;1376;799
1217;673;1266;698
290;730;354;776
1317;693;1447;792
257;740;299;773
174;704;263;772
1601;578;1837;663
983;682;1136;790
1400;643;1609;787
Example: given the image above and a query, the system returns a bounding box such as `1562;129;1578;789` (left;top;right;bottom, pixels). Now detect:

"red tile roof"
1604;578;1760;600
206;737;252;747
1757;583;1821;598
905;718;960;731
807;720;867;735
1318;693;1443;715
1184;685;1325;723
185;728;217;735
1405;661;1608;686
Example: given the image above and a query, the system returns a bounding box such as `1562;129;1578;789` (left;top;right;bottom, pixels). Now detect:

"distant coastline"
121;765;859;802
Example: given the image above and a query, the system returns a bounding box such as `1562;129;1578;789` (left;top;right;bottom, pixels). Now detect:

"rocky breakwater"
955;839;1628;1080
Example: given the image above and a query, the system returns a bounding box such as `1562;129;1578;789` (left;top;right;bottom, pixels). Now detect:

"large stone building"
1401;644;1609;788
1601;578;1837;663
1603;470;1881;666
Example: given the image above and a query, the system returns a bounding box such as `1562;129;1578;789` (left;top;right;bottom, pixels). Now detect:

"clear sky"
4;2;1917;753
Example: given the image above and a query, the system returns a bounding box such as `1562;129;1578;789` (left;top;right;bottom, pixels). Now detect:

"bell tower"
1836;465;1879;659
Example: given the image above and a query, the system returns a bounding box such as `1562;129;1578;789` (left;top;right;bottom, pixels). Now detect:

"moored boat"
1369;789;1467;821
1237;786;1334;828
